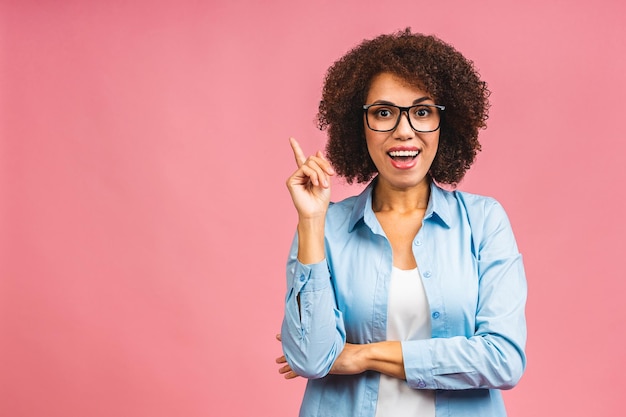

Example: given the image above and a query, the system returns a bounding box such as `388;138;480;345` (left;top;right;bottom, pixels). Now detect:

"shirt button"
423;271;432;278
417;380;426;388
432;312;440;319
299;274;306;282
414;239;422;246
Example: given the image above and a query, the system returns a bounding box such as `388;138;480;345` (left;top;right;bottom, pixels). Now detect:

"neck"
372;177;431;213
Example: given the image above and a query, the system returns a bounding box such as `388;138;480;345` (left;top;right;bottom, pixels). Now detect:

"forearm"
365;341;406;379
334;332;524;390
331;341;406;380
402;333;526;390
296;217;325;264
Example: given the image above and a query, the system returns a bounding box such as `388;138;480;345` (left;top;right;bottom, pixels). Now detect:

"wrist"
297;212;326;225
367;341;406;379
296;217;325;264
359;344;373;373
363;342;382;372
298;212;325;222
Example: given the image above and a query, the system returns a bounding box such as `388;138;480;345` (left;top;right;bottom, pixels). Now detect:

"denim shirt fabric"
281;181;527;417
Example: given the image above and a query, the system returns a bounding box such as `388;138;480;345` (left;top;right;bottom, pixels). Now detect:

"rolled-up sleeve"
281;236;346;379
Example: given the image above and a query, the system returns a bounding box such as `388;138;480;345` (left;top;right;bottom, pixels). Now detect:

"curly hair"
317;28;490;185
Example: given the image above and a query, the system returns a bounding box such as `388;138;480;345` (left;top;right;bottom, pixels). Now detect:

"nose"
394;110;415;140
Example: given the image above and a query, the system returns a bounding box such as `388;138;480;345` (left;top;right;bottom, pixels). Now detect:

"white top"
374;267;436;417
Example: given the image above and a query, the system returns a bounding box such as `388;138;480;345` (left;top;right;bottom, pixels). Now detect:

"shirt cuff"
291;259;331;293
401;339;434;389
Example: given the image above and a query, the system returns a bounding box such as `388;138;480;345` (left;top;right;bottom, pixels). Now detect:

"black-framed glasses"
362;103;445;133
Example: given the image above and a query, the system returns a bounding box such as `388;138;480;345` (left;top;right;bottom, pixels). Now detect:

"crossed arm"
275;334;406;380
279;137;407;381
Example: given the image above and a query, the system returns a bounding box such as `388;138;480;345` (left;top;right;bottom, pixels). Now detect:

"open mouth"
388;150;420;162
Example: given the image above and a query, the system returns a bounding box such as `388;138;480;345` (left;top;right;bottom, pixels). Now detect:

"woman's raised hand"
286;137;335;219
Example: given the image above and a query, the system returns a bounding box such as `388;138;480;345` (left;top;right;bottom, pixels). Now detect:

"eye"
374;108;394;118
413;106;433;118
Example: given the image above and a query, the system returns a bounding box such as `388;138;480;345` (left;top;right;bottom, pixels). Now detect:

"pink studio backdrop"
1;1;625;416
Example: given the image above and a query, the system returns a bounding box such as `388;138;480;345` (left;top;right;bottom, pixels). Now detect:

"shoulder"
433;185;513;235
457;189;508;220
446;187;499;209
444;188;519;254
326;194;359;225
438;186;506;219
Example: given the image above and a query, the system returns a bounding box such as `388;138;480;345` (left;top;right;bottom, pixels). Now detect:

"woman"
276;29;527;417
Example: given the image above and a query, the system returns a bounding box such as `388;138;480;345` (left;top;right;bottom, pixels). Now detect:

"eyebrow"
371;96;433;105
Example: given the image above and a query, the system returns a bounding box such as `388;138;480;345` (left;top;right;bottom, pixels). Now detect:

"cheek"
364;134;386;163
364;132;376;156
425;133;440;153
432;138;440;154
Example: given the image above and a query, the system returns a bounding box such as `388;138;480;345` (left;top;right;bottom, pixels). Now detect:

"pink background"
2;1;625;416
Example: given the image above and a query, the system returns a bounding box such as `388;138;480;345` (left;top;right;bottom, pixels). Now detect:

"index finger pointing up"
289;137;307;168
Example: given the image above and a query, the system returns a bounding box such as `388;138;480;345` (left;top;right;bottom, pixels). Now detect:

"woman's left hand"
275;334;300;379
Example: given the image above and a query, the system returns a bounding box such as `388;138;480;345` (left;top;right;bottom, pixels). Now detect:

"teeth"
388;150;419;157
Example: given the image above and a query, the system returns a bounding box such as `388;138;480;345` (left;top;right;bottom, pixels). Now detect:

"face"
364;72;440;191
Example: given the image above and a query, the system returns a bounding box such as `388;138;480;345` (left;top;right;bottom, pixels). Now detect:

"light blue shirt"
281;180;527;417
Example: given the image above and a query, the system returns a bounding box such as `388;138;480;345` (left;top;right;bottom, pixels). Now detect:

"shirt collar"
348;179;452;232
425;181;452;228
